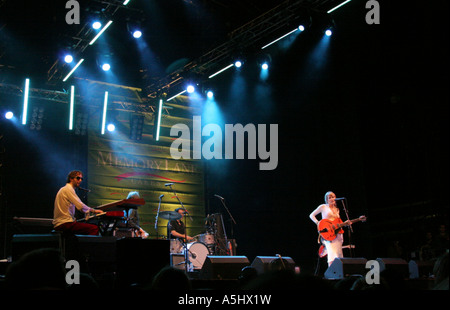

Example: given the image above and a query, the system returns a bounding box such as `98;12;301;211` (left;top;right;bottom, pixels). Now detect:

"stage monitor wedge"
199;256;249;280
324;257;368;279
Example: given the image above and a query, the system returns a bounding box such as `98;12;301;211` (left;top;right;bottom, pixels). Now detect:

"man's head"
66;170;83;188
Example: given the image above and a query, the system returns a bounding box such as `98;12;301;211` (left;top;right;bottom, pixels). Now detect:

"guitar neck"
337;217;363;228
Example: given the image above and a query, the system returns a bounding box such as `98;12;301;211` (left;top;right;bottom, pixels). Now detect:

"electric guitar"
318;215;367;241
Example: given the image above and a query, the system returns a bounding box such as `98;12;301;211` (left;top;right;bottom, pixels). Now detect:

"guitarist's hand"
344;220;351;226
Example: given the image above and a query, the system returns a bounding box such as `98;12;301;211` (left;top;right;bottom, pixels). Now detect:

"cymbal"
158;211;181;220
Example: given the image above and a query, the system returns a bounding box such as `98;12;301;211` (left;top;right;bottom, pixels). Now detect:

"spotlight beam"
63;58;84;82
261;28;298;49
327;0;351;13
89;20;113;45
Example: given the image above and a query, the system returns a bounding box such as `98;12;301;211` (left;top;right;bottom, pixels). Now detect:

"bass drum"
185;242;209;270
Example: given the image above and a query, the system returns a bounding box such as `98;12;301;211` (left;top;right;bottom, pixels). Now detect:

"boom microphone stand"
154;194;164;239
214;194;237;255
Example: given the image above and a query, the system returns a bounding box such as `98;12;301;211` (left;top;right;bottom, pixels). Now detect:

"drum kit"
162;211;226;271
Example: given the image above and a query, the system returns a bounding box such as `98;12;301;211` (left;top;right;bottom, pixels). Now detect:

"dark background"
1;0;448;274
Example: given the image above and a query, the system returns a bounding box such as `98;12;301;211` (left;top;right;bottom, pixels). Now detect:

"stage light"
187;85;195;93
132;30;142;38
327;0;352;14
89;20;113;45
155;99;163;141
207;90;214;99
298;25;305;31
64;55;73;63
167;90;186;101
63;58;84;82
107;123;115;132
102;63;111;71
101;91;109;135
92;21;102;30
261;28;298;49
22;78;30;125
5;111;14;120
209;63;234;79
69;85;75;130
325;29;333;36
261;62;269;70
234;60;242;68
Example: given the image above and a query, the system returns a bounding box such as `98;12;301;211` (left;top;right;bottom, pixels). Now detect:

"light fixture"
22;78;30;125
101;91;109;135
63;58;84;82
89;20;113;45
64;55;73;63
5;111;14;120
92;21;102;30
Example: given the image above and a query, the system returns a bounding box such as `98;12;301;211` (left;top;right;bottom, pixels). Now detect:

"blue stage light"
5;111;14;120
102;63;111;71
325;29;333;36
64;55;73;63
187;85;195;93
132;30;142;38
92;21;102;30
261;62;269;70
107;123;115;132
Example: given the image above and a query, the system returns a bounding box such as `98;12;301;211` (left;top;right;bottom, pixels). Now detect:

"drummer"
168;208;194;243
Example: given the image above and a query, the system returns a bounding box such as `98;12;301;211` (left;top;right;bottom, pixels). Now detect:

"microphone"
214;194;225;200
78;187;91;192
165;183;173;187
334;197;346;201
159;194;164;198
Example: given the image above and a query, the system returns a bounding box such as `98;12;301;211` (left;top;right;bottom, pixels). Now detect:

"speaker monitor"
251;256;296;274
12;234;62;261
324;258;368;279
200;256;250;280
376;258;409;278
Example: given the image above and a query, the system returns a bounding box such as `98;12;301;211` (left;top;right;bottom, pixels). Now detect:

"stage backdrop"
86;94;205;239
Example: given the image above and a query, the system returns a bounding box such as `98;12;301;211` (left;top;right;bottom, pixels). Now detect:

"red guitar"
318;215;366;241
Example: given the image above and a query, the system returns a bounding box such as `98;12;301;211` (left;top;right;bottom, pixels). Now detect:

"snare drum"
184;242;209;270
198;233;215;245
170;239;183;254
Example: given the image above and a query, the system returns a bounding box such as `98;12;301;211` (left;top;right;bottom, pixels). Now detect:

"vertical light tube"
101;91;109;135
69;85;75;130
22;78;30;125
155;99;163;141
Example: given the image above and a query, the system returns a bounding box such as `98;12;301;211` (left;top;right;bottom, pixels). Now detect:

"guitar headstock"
359;215;367;222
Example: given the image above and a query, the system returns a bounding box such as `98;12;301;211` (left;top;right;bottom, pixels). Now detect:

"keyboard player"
53;170;103;235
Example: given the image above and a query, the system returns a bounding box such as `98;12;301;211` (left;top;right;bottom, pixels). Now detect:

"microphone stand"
340;198;354;258
168;184;192;273
155;195;164;239
215;196;237;254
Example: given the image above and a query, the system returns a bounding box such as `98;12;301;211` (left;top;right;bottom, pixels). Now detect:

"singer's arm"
309;204;325;226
